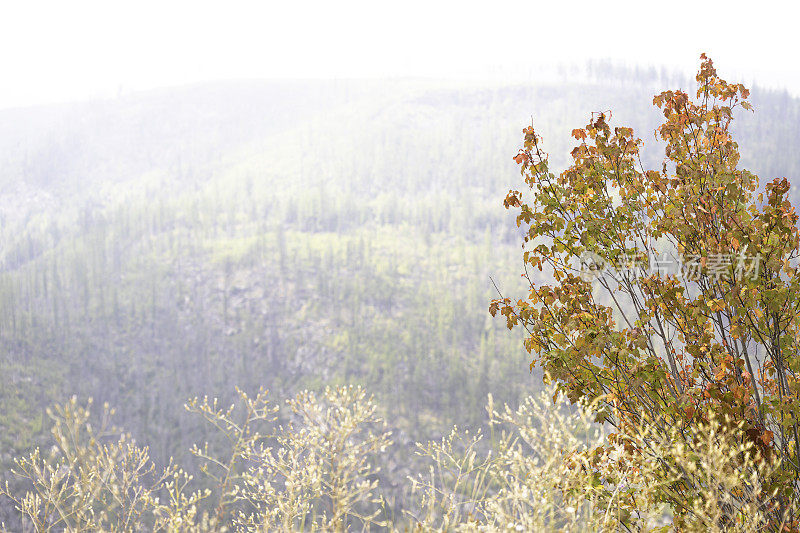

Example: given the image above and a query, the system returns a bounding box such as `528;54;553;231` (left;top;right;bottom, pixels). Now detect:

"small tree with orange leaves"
492;54;800;528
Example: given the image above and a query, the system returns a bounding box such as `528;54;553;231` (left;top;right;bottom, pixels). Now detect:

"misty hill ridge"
0;74;797;515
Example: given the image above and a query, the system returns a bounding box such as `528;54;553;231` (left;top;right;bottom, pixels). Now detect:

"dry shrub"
1;382;792;532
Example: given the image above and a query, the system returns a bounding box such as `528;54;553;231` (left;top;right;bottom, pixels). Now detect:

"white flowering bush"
1;381;791;531
0;398;206;532
231;386;391;532
406;386;659;532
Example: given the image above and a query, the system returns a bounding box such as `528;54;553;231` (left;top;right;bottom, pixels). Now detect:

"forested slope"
1;71;798;507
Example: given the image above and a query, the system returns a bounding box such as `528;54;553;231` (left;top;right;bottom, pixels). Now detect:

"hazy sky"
2;0;798;109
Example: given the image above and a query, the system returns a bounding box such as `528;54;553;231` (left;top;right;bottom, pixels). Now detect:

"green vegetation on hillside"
1;67;799;525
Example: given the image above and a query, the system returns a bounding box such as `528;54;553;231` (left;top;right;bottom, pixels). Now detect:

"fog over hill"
1;68;798;519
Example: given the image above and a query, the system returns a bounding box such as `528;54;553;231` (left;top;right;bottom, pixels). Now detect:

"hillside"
1;72;799;514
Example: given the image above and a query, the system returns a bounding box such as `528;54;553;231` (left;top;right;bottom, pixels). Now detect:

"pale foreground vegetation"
0;381;790;531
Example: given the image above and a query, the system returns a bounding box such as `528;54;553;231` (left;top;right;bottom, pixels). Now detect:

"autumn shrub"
492;54;800;526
